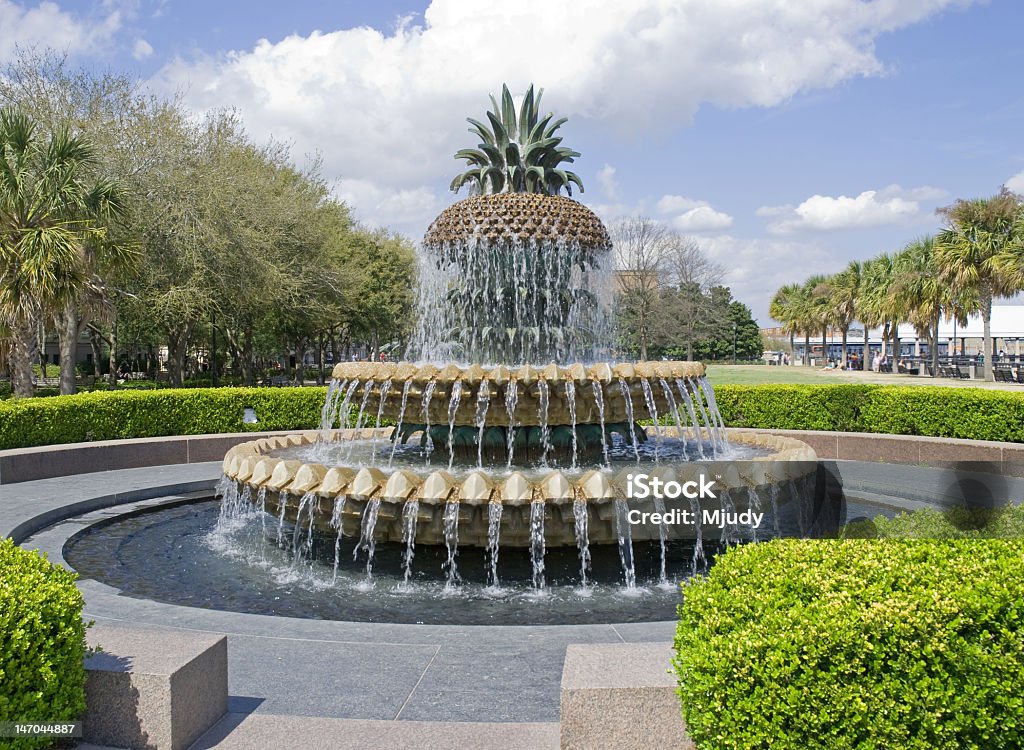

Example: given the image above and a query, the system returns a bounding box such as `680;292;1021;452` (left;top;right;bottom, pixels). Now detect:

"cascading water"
402;500;419;584
443;499;460;588
592;380;610;467
614;498;637;589
389;380;413;466
572;499;591;587
529;502;546;589
618;379;641;463
486;503;502;588
355;498;382;579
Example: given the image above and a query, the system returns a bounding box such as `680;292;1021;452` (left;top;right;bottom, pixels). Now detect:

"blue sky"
2;0;1022;324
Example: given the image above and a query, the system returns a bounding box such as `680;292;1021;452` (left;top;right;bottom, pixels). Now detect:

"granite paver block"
559;642;694;750
83;624;228;750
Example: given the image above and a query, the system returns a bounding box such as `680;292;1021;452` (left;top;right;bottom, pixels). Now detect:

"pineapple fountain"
218;85;818;593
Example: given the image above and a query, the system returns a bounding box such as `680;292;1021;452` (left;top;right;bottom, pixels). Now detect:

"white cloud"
656;194;733;232
153;0;976;229
877;184;947;202
697;235;839;323
0;1;122;62
1006;171;1024;194
763;189;925;233
597;163;618;199
335;179;442;238
132;38;154;60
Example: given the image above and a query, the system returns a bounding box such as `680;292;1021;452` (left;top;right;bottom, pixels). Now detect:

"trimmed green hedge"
845;504;1024;539
0;387;327;450
713;384;1024;442
1;384;1023;450
674;538;1024;749
0;540;88;748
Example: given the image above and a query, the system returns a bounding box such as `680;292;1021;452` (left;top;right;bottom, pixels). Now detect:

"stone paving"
3;463;673;741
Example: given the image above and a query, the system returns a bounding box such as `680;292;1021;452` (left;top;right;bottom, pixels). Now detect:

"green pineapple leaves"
450;84;585;197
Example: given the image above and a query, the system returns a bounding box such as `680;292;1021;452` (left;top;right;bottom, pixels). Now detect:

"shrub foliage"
713;384;1024;442
674;538;1024;750
0;387;327;449
0;384;1022;450
0;540;88;748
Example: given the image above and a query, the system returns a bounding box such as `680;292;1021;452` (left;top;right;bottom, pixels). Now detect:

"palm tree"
449;84;584;196
935;192;1024;381
804;274;834;364
769;282;803;360
0;109;126;396
829;262;861;368
859;253;900;366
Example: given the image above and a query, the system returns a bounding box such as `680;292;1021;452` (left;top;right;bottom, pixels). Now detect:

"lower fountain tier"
249;472;817;548
326;360;708;427
221;428;818;548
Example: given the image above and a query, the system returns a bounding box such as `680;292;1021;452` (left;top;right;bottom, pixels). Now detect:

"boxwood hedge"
0;384;1022;450
713;384;1024;442
0;387;327;450
674;538;1024;750
0;540;88;749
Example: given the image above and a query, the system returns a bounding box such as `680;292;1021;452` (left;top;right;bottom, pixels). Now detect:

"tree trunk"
166;327;188;387
10;316;37;398
88;328;103;378
803;332;810;366
841;327;848;368
788;331;794;362
58;304;78;395
317;332;325;385
892;322;900;365
108;319;118;385
863;325;870;371
295;337;306;384
37;319;48;375
931;314;940;377
210;314;219;387
821;329;827;365
981;282;994;381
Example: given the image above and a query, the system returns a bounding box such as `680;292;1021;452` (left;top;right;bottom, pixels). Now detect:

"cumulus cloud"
1006;171;1024;194
152;0;976;230
0;1;122;62
132;38;154;60
656;194;733;232
697;235;839;323
597;164;618;199
762;188;931;233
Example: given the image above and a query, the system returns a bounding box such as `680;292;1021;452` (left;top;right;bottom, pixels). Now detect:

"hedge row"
713;384;1024;442
674;537;1024;749
0;540;88;749
0;384;1023;450
0;387;327;450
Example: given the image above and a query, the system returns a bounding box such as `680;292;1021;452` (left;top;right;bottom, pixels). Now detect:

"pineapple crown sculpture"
449;84;585;197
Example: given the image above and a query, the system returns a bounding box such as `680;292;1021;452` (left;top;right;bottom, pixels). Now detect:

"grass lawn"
705;364;846;385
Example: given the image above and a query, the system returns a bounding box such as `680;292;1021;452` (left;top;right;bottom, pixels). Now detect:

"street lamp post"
732;322;738;365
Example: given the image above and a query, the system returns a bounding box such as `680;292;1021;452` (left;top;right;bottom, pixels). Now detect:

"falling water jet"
699;375;730;450
275;492;290;549
370;379;392;463
614;498;637;589
745;487;762;543
689;377;719;455
618;379;641;463
640;378;661;460
572;498;591;587
475;380;491;469
529;502;546;589
505;379;519;469
345;381;376;461
537;379;551;467
768;483;782;537
354;498;382;579
677;379;705;459
689;493;705;575
389;380;414;466
330;495;346;581
658;378;687;455
487;502;502;588
443;499;461;588
592;380;610;467
447;380;464;471
564;380;578;469
421;380;438;462
402;499;419;585
652;497;669;585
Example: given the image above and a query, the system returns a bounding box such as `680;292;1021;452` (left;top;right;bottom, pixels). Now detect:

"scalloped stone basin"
221;428;818;548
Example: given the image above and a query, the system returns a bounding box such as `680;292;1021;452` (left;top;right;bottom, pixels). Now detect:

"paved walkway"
5;464;673;748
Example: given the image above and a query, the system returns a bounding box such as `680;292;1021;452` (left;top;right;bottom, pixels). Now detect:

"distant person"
783;353;790;366
872;353;881;372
